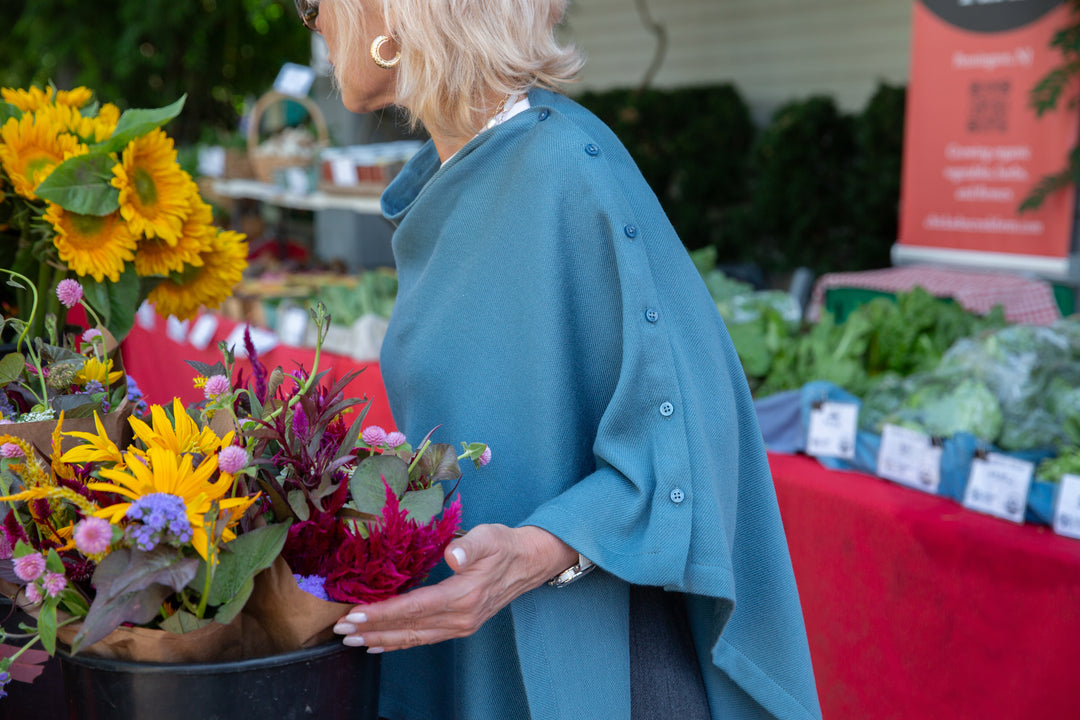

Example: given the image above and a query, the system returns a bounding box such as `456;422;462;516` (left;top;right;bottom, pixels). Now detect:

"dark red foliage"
281;512;350;578
322;484;462;604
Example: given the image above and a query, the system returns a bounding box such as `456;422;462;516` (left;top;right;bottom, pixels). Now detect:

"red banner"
898;0;1077;263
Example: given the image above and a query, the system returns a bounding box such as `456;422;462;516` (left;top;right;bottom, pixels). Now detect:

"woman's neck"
428;91;514;163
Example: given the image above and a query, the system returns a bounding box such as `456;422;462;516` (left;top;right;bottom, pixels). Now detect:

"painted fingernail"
367;646;384;654
333;623;356;635
342;635;365;647
345;612;368;624
451;547;466;566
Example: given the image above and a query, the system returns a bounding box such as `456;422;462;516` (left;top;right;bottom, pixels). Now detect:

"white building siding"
563;0;913;121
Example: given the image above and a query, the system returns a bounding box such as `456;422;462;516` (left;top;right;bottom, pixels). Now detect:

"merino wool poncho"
376;88;821;720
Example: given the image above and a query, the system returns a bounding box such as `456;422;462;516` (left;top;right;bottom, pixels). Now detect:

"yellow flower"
148;229;248;320
37;102;120;144
129;398;232;457
89;446;256;562
61;410;125;467
134;194;212;277
45;204;138;282
1;85;91;113
74;357;124;387
0;112;87;200
111;128;196;245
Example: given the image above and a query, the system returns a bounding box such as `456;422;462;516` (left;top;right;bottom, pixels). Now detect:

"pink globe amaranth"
74;516;113;555
12;553;46;582
479;446;492;466
42;571;67;598
218;445;248;474
24;582;43;605
361;425;387;447
385;431;407;449
56;278;84;308
0;443;24;459
203;374;232;400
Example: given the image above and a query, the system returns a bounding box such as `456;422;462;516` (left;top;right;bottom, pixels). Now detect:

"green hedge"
577;82;906;278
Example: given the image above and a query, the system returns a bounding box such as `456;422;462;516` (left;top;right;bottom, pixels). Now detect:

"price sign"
806;402;859;460
1052;474;1080;540
136;301;157;330
166;316;190;344
877;424;942;494
963;452;1033;524
330;157;358;186
277;307;310;347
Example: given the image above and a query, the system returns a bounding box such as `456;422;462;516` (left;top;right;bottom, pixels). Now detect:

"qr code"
968;80;1009;132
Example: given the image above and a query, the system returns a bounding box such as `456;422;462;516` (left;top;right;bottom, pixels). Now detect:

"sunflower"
129;397;232;458
134;194;213;277
0;112;87;200
1;85;91;113
111;128;196;245
89;446;257;562
45;203;138;282
148;230;248;320
37;102;120;144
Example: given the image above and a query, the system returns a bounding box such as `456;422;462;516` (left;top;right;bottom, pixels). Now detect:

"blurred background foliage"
0;0;311;143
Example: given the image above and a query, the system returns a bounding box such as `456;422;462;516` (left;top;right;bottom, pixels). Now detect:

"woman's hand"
332;523;579;653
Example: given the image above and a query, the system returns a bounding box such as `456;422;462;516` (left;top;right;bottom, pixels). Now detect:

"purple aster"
12;553;46;582
82;380;105;395
218;445;248;474
361;425;388;447
42;571;67;598
294;573;330;601
479;446;492;467
82;328;102;343
0;443;23;459
385;431;407;449
125;493;192;551
56;278;83;308
74;516;113;555
203;374;231;400
0;670;9;699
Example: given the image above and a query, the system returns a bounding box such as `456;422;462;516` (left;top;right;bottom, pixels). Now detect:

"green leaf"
287;489;310;521
0;353;25;384
38;601;58;655
349;454;410;515
415;443;462;483
400;485;445;525
51;392;104;418
159;609;213;634
193;523;289;610
185;359;228;379
212;576;254;626
45;548;65;574
83;264;141;342
95;95;187;155
0;102;21;125
35;154;120;215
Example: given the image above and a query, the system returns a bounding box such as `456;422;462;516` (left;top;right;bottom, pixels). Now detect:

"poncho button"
538;109;550;121
623;224;638;238
645;308;659;323
585;143;600;156
670;487;685;504
659;401;674;417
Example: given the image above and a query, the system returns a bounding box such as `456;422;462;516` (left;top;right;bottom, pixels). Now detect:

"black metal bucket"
59;640;380;720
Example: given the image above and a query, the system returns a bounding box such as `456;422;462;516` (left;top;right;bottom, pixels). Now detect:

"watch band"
547;553;595;588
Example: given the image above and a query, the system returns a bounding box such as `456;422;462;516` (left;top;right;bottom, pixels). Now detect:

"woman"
310;1;823;718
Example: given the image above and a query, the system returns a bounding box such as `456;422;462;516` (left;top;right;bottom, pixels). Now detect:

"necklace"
484;94;514;131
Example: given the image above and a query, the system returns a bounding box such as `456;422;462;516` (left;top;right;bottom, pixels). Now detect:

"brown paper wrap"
241;556;354;656
2;399;133;461
56;613;246;663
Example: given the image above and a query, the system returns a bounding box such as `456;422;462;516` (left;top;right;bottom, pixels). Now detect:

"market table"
120;317;1080;719
771;451;1080;720
120;312;396;430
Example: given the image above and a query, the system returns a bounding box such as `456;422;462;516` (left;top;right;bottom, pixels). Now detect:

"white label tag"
277;307;310;347
272;62;316;97
197;146;226;178
963;452;1033;524
187;314;220;350
806;402;859;460
330;157;358;186
166;316;190;344
136;301;157;330
877;424;942;494
285;167;309;194
1052;474;1080;540
225;324;279;358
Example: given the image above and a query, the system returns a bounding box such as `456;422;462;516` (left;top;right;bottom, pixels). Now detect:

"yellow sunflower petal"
0;112;87;200
111;128;196;244
46;205;138;283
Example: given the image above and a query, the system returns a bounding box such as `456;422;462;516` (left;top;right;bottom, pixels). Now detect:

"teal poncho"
376;88;821;720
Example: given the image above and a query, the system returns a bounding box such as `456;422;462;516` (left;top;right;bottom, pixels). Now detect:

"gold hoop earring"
370;35;400;69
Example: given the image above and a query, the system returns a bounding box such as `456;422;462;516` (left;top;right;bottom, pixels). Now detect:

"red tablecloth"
806;264;1063;324
120;315;396;431
771;452;1080;720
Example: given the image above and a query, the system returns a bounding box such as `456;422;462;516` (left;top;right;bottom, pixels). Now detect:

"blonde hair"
329;0;584;141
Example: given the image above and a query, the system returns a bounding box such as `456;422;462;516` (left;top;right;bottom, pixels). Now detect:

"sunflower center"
133;167;158;207
24;153;59;181
69;213;106;239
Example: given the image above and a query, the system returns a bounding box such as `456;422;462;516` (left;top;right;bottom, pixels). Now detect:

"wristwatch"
547;553;596;588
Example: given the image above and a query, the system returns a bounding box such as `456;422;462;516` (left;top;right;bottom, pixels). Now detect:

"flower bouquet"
0;83;248;342
0;304;486;703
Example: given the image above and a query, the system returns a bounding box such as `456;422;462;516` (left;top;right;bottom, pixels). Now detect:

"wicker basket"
247;91;329;183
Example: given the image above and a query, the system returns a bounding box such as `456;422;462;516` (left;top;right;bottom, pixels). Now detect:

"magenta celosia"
282;512;350;578
322;483;462;604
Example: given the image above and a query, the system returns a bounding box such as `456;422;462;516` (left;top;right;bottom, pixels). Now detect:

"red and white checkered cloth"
806;265;1063;325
